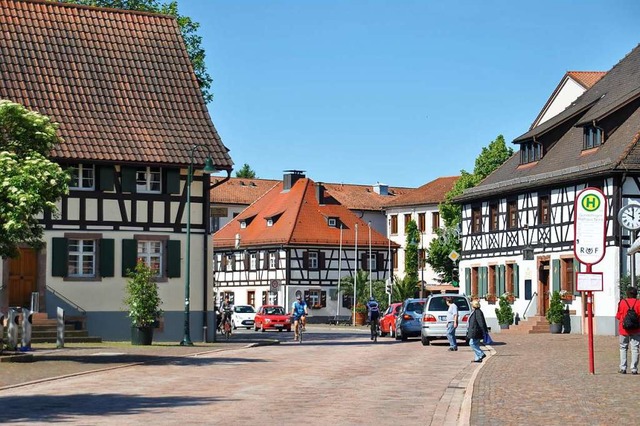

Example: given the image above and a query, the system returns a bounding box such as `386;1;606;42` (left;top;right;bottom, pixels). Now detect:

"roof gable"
384;176;459;208
0;0;232;168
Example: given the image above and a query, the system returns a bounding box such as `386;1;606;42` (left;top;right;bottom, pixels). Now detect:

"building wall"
537;78;588;126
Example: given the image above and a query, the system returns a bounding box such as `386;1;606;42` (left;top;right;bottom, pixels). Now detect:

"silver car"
420;294;471;346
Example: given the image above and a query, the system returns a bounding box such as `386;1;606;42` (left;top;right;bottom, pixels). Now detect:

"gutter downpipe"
204;169;232;342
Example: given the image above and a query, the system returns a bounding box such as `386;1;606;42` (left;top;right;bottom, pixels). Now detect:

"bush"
546;291;564;324
123;261;163;327
495;294;514;325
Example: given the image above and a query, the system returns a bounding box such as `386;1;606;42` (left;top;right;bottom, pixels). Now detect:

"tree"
391;275;419;302
0;100;69;258
55;0;214;102
426;227;460;283
340;270;387;311
235;163;257;179
473;135;514;181
405;220;420;286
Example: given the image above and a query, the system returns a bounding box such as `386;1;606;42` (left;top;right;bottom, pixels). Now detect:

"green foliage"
473;135;514;181
405;220;420;284
55;0;214;102
0;100;69;258
124;261;163;327
392;275;419;302
495;294;514;325
235;163;257;178
546;291;565;324
440;171;479;227
619;275;640;299
426;226;460;283
339;270;388;312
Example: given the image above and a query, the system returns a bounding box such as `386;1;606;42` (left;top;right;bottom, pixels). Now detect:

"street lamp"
181;145;217;346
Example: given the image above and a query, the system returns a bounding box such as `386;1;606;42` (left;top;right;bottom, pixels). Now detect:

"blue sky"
178;0;640;188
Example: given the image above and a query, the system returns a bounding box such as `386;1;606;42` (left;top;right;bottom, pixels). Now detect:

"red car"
254;305;292;332
379;302;402;337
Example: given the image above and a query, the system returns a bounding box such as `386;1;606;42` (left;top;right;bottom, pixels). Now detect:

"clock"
618;203;640;230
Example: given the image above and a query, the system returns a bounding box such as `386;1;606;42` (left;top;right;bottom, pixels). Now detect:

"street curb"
457;345;495;426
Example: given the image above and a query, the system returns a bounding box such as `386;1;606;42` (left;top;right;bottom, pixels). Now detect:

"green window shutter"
98;166;115;191
51;238;68;277
513;264;520;298
99;239;115;277
552;259;561;293
167;240;181;278
480;266;488;295
122;239;138;276
121;167;136;193
166;168;181;194
498;265;505;296
465;268;471;295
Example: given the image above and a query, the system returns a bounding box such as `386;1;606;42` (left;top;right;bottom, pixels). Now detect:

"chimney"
283;170;306;191
315;182;325;204
373;182;389;196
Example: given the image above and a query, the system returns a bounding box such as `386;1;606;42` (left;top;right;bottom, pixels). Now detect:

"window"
538;195;550;225
328;218;337;227
583;126;603;150
137;240;163;276
418;213;426;232
247;291;256;307
69;164;95;190
136;167;161;193
390;215;398;234
392;251;398;270
489;203;499;231
221;291;235;305
472;207;482;233
308;252;319;269
267;218;274;227
269;252;277;269
68;239;96;277
367;253;377;271
309;289;321;307
240;221;247;229
431;212;440;231
520;141;542;164
488;265;496;297
250;253;257;270
561;258;576;294
507;200;518;229
404;214;412;232
225;254;234;271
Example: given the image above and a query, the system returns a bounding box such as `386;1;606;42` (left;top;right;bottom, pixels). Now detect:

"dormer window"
520;141;542;164
267;219;274;227
328;217;337;227
240;221;247;229
238;214;256;229
264;212;282;227
583;126;603;150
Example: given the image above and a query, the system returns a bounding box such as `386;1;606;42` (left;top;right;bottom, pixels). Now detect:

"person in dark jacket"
467;299;488;362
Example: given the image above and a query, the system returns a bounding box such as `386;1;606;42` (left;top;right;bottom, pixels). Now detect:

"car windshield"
265;307;285;315
428;297;470;312
406;301;425;314
235;306;255;313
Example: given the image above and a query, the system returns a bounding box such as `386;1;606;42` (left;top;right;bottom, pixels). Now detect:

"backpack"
622;299;640;331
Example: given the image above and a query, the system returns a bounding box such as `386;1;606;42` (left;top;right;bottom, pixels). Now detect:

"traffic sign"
574;187;607;265
448;251;460;262
270;279;280;292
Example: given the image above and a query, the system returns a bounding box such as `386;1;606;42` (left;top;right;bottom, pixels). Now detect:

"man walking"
616;286;640;374
445;297;459;351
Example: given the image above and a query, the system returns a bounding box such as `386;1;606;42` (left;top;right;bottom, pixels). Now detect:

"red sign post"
573;187;607;374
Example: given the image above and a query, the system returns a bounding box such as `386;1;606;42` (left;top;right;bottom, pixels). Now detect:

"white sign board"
574;187;607;265
576;272;603;292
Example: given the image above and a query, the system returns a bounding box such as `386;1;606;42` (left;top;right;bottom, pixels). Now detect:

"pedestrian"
467;299;488;363
616;286;640;374
445;297;458;351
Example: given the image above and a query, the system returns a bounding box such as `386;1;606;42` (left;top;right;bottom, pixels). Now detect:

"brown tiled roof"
211;178;279;205
213;177;399;249
384;176;459;208
459;44;640;201
211;178;413;210
567;71;607;89
0;0;233;169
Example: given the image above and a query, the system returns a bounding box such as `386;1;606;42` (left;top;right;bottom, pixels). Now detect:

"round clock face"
618;204;640;230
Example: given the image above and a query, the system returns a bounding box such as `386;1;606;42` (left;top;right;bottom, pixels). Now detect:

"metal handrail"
523;291;538;320
46;285;87;315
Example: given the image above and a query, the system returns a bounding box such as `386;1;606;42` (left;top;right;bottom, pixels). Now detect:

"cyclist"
220;296;234;332
290;292;308;341
367;296;380;340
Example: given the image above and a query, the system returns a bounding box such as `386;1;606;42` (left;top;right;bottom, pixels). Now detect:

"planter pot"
549;323;562;334
499;324;510;330
131;326;154;345
353;312;366;326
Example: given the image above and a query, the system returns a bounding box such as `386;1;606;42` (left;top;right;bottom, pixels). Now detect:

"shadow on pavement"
33;354;268;366
0;394;223;423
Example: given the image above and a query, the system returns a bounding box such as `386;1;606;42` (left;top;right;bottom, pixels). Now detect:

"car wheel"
391;328;396;338
278;329;283;332
232;320;237;330
261;325;266;332
246;327;251;330
395;328;402;341
421;335;431;346
254;323;259;331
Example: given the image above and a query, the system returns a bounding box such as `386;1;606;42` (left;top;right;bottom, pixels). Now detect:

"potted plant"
495;294;514;329
559;290;573;303
124;261;163;345
484;293;497;304
354;303;367;326
546;291;564;333
502;291;516;304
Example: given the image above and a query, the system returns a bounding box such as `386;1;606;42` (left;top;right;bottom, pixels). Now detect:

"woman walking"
467;299;489;363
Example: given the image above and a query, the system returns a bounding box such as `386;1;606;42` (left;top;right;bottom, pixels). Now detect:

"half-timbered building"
0;0;233;341
213;171;399;322
457;44;640;335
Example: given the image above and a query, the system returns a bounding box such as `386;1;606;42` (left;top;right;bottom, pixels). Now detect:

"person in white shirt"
445;297;459;351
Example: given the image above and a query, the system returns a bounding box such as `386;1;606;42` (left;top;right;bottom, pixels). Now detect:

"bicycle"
293;316;304;343
370;317;379;343
221;314;232;340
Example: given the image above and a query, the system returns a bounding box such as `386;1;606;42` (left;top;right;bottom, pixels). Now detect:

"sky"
178;0;640;188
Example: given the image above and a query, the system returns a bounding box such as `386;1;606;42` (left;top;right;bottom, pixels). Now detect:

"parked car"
420;294;471;346
395;298;428;341
232;305;256;329
254;305;292;332
379;302;402;337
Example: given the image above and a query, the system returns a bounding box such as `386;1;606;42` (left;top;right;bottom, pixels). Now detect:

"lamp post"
420;232;424;298
181;145;216;346
368;221;372;298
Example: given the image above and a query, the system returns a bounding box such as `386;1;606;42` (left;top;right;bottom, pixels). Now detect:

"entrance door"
8;248;38;308
538;261;550;316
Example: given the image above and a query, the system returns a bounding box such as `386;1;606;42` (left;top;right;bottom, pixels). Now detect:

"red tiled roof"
384;176;459;208
211;177;413;210
0;0;233;169
213;178;399;249
567;71;607;89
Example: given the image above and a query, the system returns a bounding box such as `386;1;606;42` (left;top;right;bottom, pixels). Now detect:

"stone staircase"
3;312;102;344
500;315;550;334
